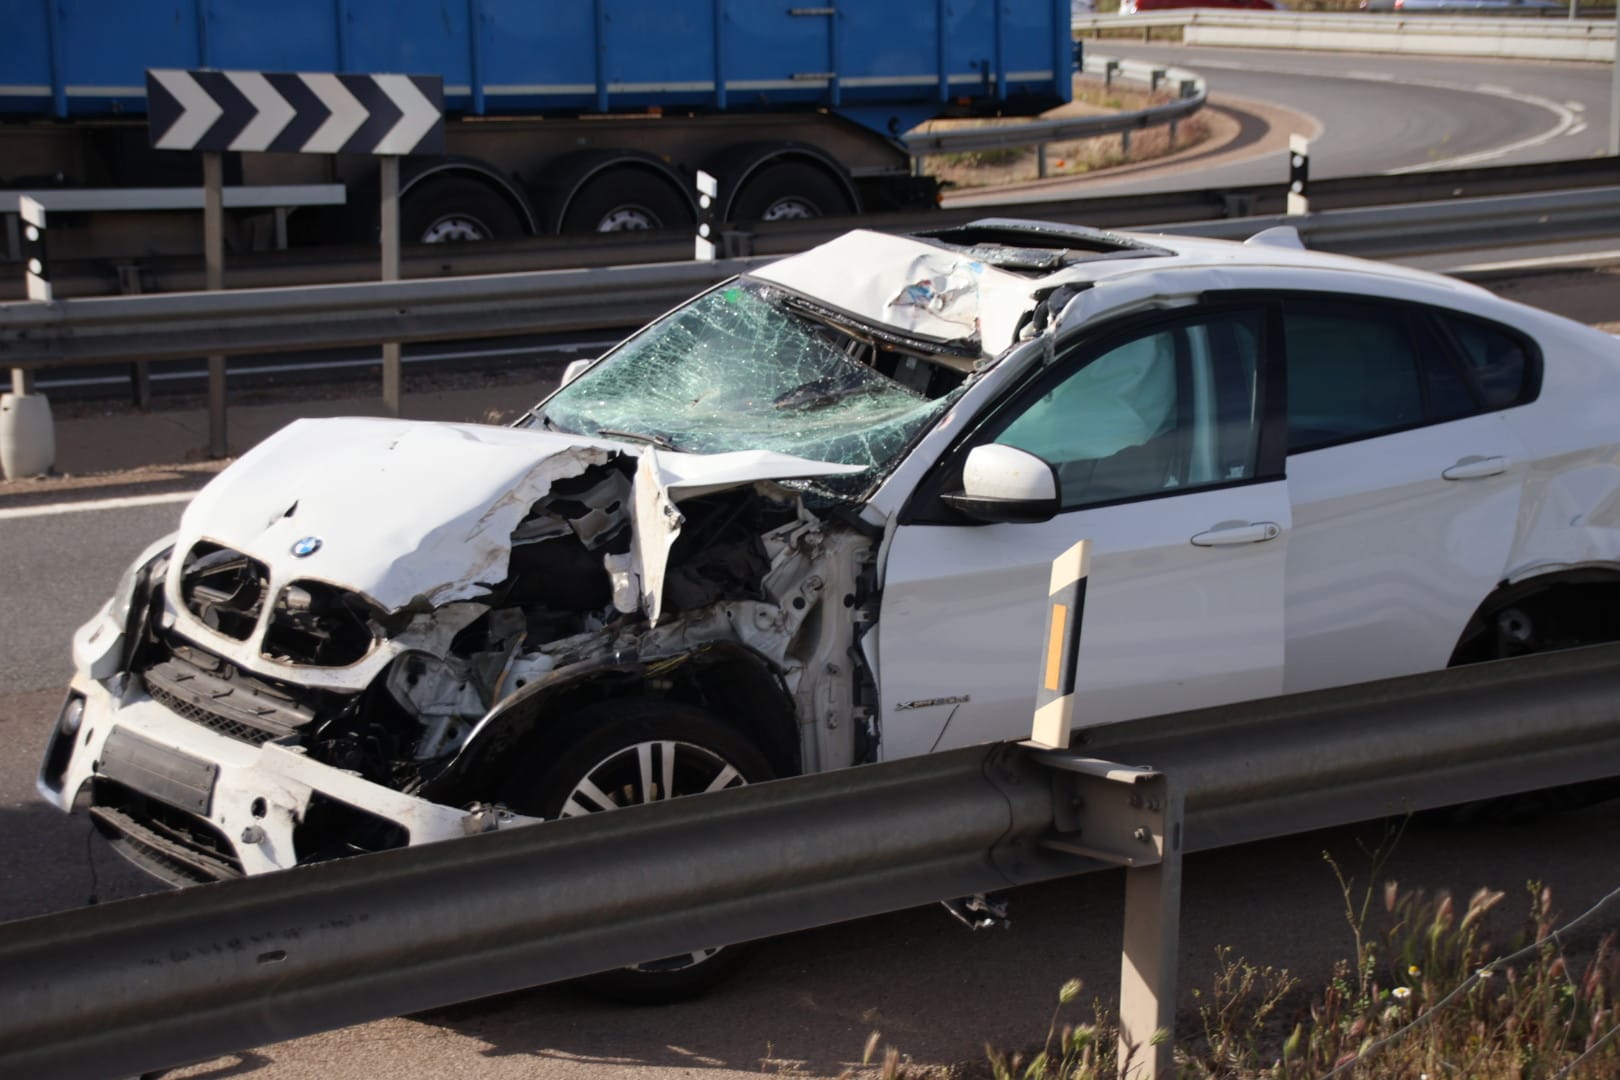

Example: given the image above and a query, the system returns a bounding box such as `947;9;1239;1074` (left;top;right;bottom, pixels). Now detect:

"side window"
994;310;1265;510
1438;313;1535;410
1283;302;1427;454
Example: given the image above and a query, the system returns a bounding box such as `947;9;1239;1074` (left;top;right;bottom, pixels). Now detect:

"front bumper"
38;673;486;886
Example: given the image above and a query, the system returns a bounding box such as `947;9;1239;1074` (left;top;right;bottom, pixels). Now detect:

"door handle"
1442;455;1507;481
1190;521;1281;547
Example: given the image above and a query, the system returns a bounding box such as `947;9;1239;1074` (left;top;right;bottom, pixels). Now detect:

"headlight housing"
110;533;178;632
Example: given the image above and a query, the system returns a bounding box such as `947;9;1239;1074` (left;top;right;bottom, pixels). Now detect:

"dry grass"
843;835;1620;1079
917;79;1212;190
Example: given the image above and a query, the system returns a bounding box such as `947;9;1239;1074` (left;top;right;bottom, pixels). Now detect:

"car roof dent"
752;229;1039;357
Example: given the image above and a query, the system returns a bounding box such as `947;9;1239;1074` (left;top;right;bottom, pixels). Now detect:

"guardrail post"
1037;143;1050;179
1105;59;1120;87
1121;129;1132;156
116;265;152;411
203;151;228;458
1150;68;1165;92
1168;120;1178;147
1179;79;1197;99
380;155;402;417
1117;779;1183;1080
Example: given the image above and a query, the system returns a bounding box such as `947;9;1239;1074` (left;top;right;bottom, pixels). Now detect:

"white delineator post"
1287;133;1310;217
1;195;57;479
1027;538;1182;1080
694;169;718;262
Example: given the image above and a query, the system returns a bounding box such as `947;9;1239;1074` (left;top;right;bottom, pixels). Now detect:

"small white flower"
1392;986;1413;1001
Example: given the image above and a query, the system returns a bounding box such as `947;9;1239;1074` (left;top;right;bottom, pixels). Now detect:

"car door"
1277;297;1535;692
875;305;1291;761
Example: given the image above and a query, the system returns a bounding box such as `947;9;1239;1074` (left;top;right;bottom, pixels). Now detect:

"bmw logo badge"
291;536;323;558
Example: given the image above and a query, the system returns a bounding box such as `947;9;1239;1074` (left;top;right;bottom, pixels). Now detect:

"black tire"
1442;602;1620;823
506;698;774;1003
559;168;694;234
400;176;525;243
729;161;853;223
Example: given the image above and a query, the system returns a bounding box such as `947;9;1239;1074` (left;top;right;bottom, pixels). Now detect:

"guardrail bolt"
1134;827;1152;843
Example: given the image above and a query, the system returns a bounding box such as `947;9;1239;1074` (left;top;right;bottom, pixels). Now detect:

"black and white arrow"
146;70;445;156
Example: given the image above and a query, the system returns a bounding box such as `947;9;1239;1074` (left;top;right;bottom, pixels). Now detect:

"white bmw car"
39;219;1620;994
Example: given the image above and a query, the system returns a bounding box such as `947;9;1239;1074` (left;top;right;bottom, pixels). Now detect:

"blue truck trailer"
2;0;1072;254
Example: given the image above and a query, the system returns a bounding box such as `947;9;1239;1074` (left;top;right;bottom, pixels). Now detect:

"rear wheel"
508;699;774;1002
560;169;693;234
729;161;853;223
401;176;525;243
1445;592;1620;823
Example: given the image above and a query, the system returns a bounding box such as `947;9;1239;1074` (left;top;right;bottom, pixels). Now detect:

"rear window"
1439;314;1536;410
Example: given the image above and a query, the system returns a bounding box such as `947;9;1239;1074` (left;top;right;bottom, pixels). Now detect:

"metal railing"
1074;10;1617;62
903;54;1206;167
4;183;1620;374
4;639;1620;1080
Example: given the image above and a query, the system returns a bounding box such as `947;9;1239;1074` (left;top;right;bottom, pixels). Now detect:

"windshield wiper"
596;428;677;450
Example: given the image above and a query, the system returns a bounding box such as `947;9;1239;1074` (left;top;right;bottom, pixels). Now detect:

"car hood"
174;416;861;616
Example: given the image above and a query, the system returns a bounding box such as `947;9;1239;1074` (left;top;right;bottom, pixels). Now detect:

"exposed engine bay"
117;450;876;814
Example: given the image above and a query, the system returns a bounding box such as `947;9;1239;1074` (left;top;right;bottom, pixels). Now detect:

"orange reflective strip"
1044;602;1068;692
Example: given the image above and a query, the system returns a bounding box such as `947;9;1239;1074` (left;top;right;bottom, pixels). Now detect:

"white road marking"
0;490;196;522
1113;50;1589;172
1568;101;1586;112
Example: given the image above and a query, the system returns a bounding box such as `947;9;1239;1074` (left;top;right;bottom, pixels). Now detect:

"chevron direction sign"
146;70;445;156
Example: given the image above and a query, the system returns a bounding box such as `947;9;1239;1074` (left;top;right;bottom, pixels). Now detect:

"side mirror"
560;358;594;387
940;443;1060;524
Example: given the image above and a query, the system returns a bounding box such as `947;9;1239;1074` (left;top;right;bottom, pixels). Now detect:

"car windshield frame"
524;276;974;499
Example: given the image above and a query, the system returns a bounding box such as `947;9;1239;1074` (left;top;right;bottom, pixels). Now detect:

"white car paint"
38;219;1620;886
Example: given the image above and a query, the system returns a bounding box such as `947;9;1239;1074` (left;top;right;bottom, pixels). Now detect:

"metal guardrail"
5;640;1620;1080
5;154;1617;300
1076;10;1618;63
4;183;1620;373
903;54;1206;157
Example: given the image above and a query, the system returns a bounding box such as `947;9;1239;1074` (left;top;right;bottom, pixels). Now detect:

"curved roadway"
953;44;1616;203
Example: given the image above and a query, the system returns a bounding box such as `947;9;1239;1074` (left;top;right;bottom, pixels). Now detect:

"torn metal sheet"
752;229;1036;354
629;446;864;623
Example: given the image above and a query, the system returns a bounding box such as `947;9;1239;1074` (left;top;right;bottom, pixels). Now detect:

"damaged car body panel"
38;219;1620;948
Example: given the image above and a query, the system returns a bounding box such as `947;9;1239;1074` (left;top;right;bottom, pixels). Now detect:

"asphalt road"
955;44;1616;204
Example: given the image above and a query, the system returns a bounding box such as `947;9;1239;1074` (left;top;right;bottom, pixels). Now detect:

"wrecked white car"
39;219;1620;994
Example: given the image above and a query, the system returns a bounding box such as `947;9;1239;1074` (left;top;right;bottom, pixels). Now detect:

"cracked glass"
532;278;965;491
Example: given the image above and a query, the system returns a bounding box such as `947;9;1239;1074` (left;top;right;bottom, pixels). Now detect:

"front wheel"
510;699;774;1002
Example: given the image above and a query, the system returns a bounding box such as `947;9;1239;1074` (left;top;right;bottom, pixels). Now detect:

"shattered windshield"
531;279;969;491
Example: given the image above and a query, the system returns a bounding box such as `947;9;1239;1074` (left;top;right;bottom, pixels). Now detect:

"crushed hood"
177;417;862;618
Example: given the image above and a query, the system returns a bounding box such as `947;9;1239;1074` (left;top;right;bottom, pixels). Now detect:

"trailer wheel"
401;176;525;243
729;161;853;223
561;168;693;233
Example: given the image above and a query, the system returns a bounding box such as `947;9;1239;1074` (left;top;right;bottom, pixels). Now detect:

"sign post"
203;151;227;457
380;156;402;415
146;68;445;443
